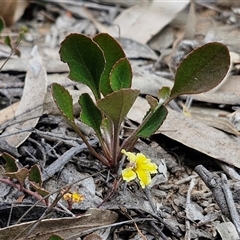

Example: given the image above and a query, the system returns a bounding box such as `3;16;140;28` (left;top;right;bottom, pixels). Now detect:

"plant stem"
0;30;25;72
0;178;46;204
70;122;110;167
120;108;154;154
112;124;120;169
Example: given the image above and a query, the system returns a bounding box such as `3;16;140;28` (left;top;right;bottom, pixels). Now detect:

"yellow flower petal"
122;168;136;182
136;154;158;173
121;149;136;163
136;169;151;189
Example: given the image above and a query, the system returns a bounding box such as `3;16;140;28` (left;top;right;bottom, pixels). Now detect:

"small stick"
221;173;240;237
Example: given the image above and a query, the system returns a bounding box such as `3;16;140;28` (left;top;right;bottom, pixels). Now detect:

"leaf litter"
0;1;240;239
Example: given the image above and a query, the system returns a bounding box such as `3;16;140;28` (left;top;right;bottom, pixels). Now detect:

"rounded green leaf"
29;164;42;186
48;235;64;240
2;152;18;172
110;57;132;91
97;89;140;127
51;83;74;122
93;33;126;96
136;105;168;138
59;34;105;100
79;93;102;137
170;42;230;100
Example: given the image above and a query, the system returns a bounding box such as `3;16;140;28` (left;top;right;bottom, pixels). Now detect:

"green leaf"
93;33;126;96
29;165;42;186
110;57;132;91
170;42;230;100
4;36;11;48
52;83;74;122
59;34;105;100
2;152;18;172
79;93;102;137
158;87;171;104
97;89;140;127
0;17;5;33
136;105;168;138
30;181;50;198
48;234;64;240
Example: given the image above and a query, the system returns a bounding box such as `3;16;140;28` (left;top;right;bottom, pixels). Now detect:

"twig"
42;139;99;181
221;173;240;237
0;178;45;203
194;165;230;218
119;206;147;240
184;178;196;240
144;188;182;238
33;128;83;147
149;221;168;240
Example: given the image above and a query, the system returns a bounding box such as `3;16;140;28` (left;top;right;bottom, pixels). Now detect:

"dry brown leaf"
191;92;240;105
108;0;190;44
0;102;19;127
215;222;239;240
118;38;158;60
0;58;68;73
188;106;240;135
0;208;118;240
149;25;174;51
190;112;240;136
128;98;240;169
132;66;173;97
0;0;30;26
1;46;47;147
161;109;240;168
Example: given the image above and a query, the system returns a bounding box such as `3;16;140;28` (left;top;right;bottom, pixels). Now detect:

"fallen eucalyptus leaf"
191;113;240;136
0;208;118;240
109;1;190;44
1;46;47;147
160;109;240;168
215;222;239;240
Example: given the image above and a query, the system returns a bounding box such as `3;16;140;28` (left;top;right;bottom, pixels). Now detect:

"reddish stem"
0;178;46;205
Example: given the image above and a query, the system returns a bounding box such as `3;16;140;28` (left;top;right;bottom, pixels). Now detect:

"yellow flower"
63;192;84;203
72;192;84;203
121;149;158;188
